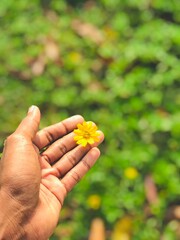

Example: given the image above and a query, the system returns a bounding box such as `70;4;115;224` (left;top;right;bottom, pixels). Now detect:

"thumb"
15;105;41;139
0;106;41;204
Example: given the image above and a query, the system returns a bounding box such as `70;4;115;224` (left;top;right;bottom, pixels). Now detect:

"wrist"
0;215;25;240
0;191;25;239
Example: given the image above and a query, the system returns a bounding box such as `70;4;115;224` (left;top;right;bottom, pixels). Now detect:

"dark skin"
0;106;104;240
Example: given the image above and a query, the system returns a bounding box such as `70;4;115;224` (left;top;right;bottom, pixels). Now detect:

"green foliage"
0;0;179;239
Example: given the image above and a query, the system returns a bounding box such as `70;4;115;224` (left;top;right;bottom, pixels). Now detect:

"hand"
0;106;104;240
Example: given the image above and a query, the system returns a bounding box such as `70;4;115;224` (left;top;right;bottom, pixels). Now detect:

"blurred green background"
0;0;180;239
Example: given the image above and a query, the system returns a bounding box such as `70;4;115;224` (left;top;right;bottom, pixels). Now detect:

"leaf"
71;19;104;44
31;55;46;76
44;38;60;61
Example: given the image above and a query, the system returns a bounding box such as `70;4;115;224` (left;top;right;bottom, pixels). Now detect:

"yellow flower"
74;121;100;147
87;195;101;210
124;167;139;180
112;216;132;240
68;52;82;64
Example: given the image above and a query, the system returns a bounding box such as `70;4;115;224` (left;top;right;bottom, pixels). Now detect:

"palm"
26;159;63;239
27;175;62;239
22;117;92;239
0;108;103;240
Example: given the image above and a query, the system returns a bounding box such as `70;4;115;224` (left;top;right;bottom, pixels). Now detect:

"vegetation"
0;0;179;239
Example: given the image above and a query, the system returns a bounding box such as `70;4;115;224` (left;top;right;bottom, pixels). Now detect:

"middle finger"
41;132;76;164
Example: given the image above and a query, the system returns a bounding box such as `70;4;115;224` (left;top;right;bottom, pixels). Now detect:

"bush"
0;0;179;239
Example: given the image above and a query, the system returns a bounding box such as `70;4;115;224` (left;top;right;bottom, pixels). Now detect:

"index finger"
34;115;84;149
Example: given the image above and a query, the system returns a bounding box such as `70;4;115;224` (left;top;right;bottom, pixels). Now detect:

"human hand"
0;106;104;240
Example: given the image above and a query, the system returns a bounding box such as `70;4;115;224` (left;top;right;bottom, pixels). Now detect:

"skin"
0;106;104;240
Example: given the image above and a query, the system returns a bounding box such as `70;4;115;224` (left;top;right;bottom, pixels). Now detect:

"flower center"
83;131;91;138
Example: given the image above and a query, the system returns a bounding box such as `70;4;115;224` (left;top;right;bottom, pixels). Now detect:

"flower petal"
73;120;100;147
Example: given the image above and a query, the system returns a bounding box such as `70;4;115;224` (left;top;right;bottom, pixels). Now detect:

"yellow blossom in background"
73;121;100;147
87;194;101;210
124;167;139;180
68;51;82;64
111;216;132;240
104;26;118;41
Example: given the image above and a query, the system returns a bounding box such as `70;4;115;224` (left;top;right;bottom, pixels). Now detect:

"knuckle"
43;129;55;143
6;133;28;145
70;170;81;183
61;181;70;194
82;159;91;170
67;154;77;166
58;142;67;155
42;153;51;164
60;121;69;135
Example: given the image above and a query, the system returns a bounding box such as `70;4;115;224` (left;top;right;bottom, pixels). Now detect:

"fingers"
52;144;91;177
1;105;41;172
41;130;102;165
34;115;84;149
41;132;76;165
52;131;104;177
1;106;41;187
61;147;100;193
15;105;41;140
41;147;101;208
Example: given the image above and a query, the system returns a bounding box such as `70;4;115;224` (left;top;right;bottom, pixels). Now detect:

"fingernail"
28;105;36;114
